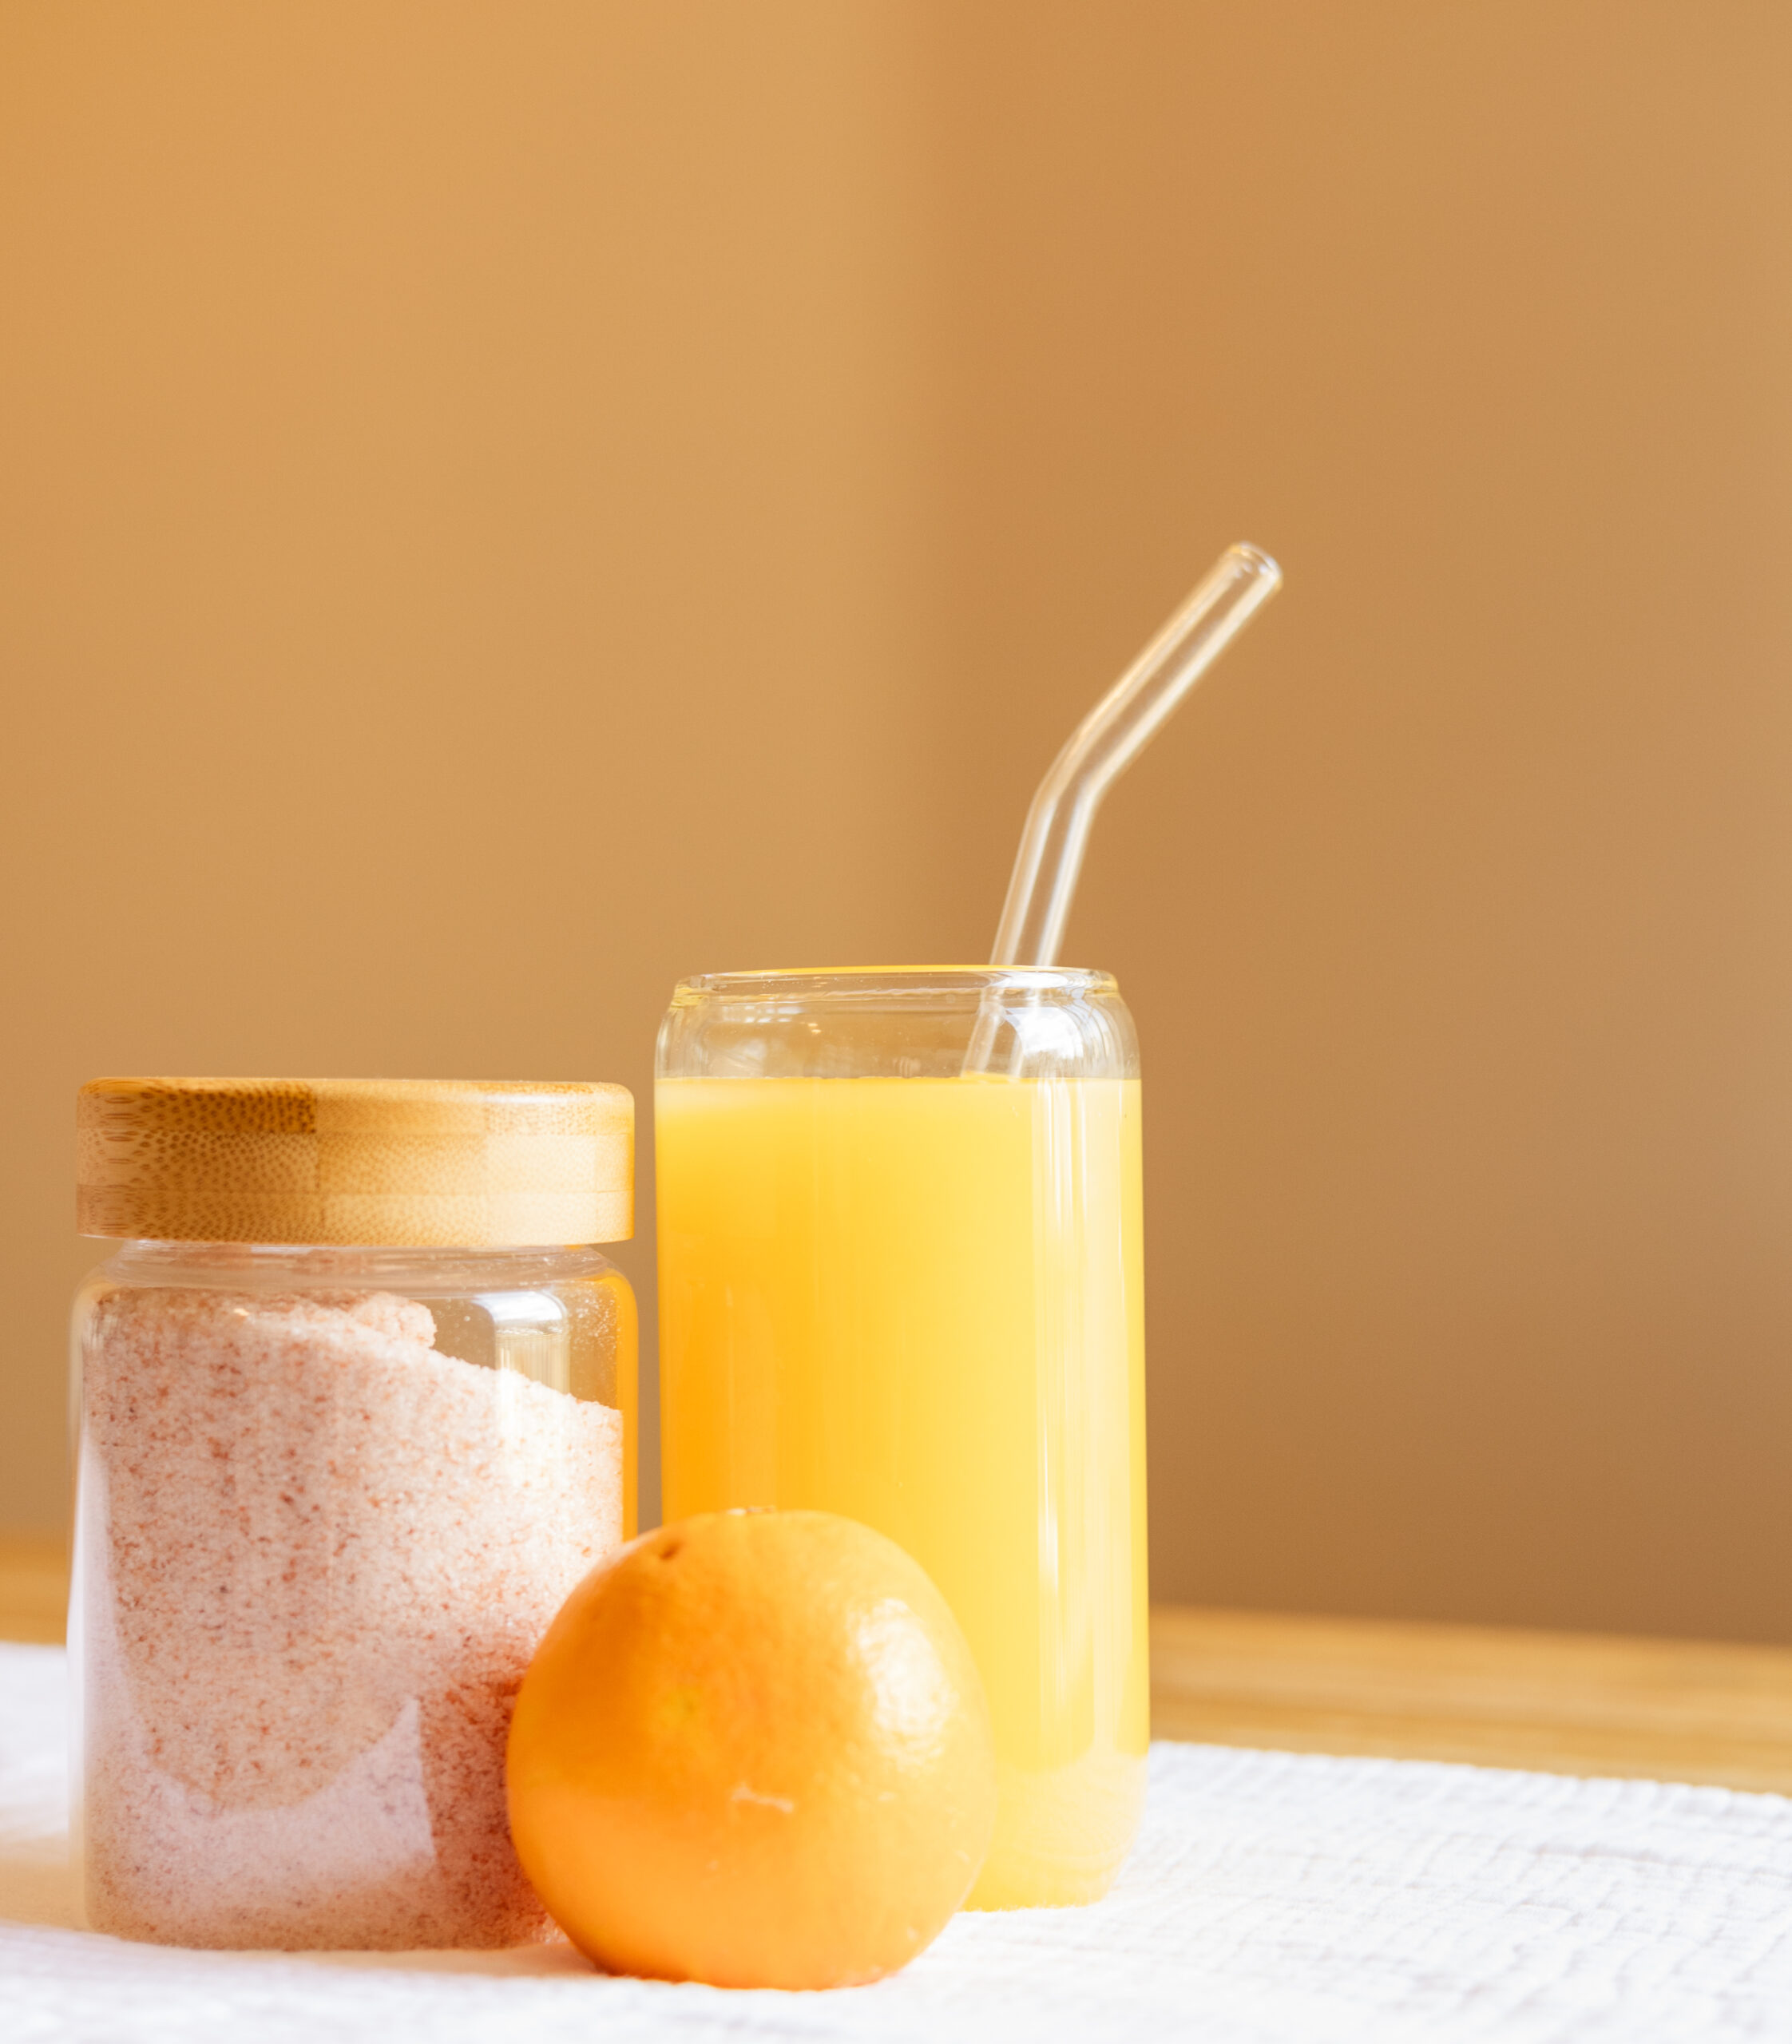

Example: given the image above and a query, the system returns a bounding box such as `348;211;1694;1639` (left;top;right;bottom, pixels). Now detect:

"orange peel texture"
506;1507;997;1989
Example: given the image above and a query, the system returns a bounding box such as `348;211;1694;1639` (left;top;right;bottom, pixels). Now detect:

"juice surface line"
656;1072;1148;1908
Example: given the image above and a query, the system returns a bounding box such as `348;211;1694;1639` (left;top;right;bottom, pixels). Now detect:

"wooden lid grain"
77;1077;633;1246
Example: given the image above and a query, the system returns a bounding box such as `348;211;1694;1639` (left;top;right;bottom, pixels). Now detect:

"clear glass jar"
72;1241;635;1951
71;1075;636;1951
655;967;1147;1909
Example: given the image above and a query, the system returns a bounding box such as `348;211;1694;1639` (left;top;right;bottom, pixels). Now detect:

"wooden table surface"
10;1535;1792;1795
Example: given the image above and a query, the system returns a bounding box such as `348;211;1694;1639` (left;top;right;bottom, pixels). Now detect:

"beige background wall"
6;2;1792;1642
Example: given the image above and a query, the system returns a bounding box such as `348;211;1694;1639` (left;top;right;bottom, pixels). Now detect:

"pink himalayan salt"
77;1286;622;1950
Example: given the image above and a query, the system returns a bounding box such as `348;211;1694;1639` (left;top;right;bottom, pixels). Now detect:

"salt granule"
78;1285;623;1949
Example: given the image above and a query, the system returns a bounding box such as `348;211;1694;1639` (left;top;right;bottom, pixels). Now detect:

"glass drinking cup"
655;967;1147;1907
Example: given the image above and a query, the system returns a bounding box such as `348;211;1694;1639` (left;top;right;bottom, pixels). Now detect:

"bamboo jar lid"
77;1077;633;1246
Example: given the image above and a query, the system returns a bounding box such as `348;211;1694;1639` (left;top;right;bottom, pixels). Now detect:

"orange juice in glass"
655;967;1146;1907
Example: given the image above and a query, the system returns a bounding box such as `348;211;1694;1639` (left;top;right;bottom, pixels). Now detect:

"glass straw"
990;543;1282;969
965;543;1281;1075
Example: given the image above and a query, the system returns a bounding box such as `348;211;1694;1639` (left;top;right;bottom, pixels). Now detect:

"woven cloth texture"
5;1642;1790;2042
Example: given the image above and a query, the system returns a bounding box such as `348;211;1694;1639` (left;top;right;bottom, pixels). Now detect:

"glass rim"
670;965;1117;1001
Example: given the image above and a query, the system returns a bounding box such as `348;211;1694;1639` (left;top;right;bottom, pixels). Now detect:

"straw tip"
1229;542;1283;587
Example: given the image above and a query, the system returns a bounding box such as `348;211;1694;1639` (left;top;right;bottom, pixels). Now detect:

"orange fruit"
505;1507;997;1989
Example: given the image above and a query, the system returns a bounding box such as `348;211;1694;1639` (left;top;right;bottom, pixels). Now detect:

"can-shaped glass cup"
655;968;1147;1907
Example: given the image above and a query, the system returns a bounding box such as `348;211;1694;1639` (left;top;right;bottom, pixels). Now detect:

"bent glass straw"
990;543;1283;969
964;544;1281;1077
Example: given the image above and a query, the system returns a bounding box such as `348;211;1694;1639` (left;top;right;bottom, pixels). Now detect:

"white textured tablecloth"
6;1642;1792;2042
